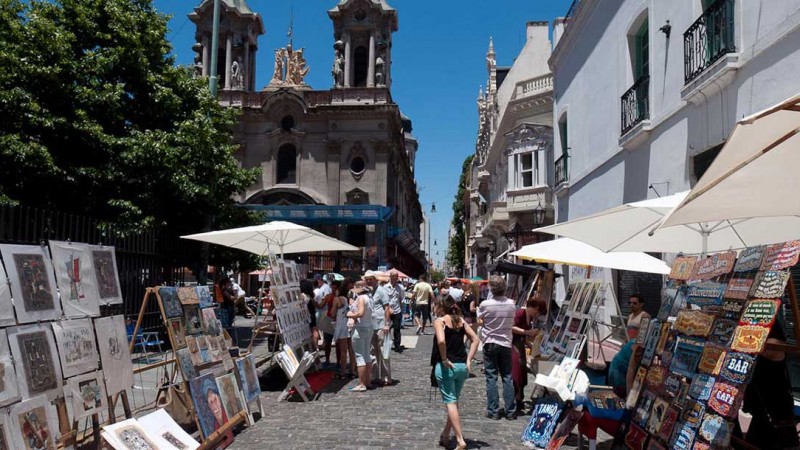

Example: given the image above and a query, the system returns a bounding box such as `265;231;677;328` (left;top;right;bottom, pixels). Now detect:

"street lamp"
532;204;546;226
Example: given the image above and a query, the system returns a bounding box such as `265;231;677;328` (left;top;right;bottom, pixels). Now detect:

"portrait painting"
0;244;62;324
51;318;99;378
0;329;21;407
102;419;159;450
138;408;200;450
94;315;134;396
177;287;199;306
9;394;59;450
158;287;183;319
88;245;122;305
184;305;204;335
196;285;215;309
201;308;221;336
0;258;18;326
65;370;107;420
235;354;261;404
176;348;198;380
48;240;101;318
190;373;229;439
8;324;63;400
216;373;243;420
168;318;187;349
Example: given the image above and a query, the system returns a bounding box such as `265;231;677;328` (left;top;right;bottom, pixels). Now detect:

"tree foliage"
446;154;474;275
0;0;258;245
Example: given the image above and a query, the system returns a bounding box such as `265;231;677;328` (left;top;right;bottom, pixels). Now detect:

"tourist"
625;293;650;340
300;279;319;351
346;281;373;391
384;270;407;351
607;338;638;398
366;271;392;386
432;295;479;450
412;273;434;334
449;279;464;303
314;274;335;365
478;275;517;420
462;281;480;334
217;278;236;331
511;297;545;413
333;278;356;379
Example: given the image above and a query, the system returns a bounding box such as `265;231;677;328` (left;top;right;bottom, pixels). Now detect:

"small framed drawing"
0;244;62;324
64;370;108;420
0;329;21;407
48;240;101;318
168;318;187;349
87;244;123;305
52;318;99;378
9;394;60;450
94;315;134;396
8;323;63;401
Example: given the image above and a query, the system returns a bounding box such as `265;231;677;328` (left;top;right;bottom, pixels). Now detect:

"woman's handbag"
156;381;195;428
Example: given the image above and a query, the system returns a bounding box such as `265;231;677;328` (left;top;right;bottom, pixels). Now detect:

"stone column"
367;34;376;87
344;36;352;88
250;47;256;91
224;33;232;90
202;34;209;77
243;39;251;92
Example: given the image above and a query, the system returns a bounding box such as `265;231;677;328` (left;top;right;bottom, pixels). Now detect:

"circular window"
350;156;366;174
355;9;366;21
281;115;294;131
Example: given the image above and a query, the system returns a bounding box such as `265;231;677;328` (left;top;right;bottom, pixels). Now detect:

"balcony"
620;75;650;136
513;74;554;101
683;0;736;83
554;154;568;187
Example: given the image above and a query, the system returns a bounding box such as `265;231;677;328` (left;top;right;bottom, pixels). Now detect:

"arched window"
276;144;297;184
353;46;368;87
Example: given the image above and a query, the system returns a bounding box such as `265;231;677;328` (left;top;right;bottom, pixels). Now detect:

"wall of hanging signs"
624;240;800;450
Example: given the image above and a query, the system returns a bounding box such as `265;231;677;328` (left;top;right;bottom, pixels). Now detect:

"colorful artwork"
0;329;21;407
655;322;672;355
657;285;677;321
670;256;697;281
645;365;666;391
641;320;660;366
52;318;99;378
739;299;780;327
184;305;204;335
719;352;756;385
633;390;656;429
190;373;229;439
734;245;766;272
692;442;710;450
720;299;746;321
168;318;187;348
48;240;101;318
158;287;183;319
523;399;564;448
708;318;737;347
707;381;741;418
196;286;214;309
687;282;725;308
663;374;681;397
697;344;725;375
699;413;731;447
723;278;754;300
89;245;122;304
201;308;221;336
235;354;261;404
670;338;704;379
216;373;243;421
10;395;58;450
65;370;107;419
626;367;647;409
8;324;63;400
176;347;198;380
690;252;736;280
635;317;651;345
760;240;800;271
681;400;706;429
624;423;649;450
688;374;715;401
94;315;134;395
674;381;691;409
115;424;158;450
185;336;203;367
671;422;696;450
545;408;583;450
657;407;679;443
177;287;200;306
674;310;714;337
0;244;62;323
647;397;670;434
751;271;790;299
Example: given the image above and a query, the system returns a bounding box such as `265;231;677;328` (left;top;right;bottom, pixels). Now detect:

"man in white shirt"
477;276;517;420
383;270;406;352
364;271;392;385
412;274;434;335
449;280;464;303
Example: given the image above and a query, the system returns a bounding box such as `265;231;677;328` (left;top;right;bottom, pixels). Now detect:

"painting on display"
138;408;200;450
760;240;800;271
690;252;736;280
0;411;9;450
202;308;221;336
101;418;159;450
184;304;204;335
8;324;63;400
185;336;204;367
158;287;183;319
522;398;564;449
176;348;198;380
177;286;200;306
190;373;229;439
197;285;215;309
216;373;244;420
51;318;99;378
0;259;17;326
9;394;59;450
670;256;697;281
87;244;123;305
0;329;21;407
750;271;790;299
168;318;187;349
235;354;261;405
734;245;765;273
0;244;62;323
48;240;101;318
94;315;134;395
65;370;108;420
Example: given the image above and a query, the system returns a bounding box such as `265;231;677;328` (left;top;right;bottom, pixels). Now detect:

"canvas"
189;373;229;439
0;244;62;323
175;348;198;380
196;335;212;363
65;370;107;420
185;336;204;367
9;394;59;450
8;324;63;401
87;245;123;305
202;308;221;336
0;411;10;450
0;329;21;407
138;408;200;450
184;305;204;335
208;334;223;362
48;241;101;318
158;287;183;319
235;355;261;404
0;259;17;326
168;318;187;349
177;287;199;306
94;315;134;395
52;318;99;378
196;285;214;309
216;373;243;420
102;418;160;450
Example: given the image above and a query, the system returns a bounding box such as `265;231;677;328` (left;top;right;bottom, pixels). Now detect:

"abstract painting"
175;348;198;380
138;408;200;450
158;287;183;319
177;287;199;306
0;244;62;324
190;373;228;439
168;317;187;349
235;354;261;404
52;318;99;378
94;315;134;395
0;329;21;407
9;394;59;450
216;373;243;420
65;370;107;420
48;240;101;318
88;244;123;305
8;324;63;400
196;286;215;309
0;259;17;326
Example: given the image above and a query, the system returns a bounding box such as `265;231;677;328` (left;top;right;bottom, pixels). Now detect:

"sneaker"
486;413;501;420
415;327;422;335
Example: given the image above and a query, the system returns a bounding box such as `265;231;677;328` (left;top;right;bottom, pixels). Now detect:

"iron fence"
621;75;650;134
555;154;569;187
683;0;736;83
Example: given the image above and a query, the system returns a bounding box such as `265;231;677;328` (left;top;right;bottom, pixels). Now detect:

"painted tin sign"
760;240;800;271
739;299;780;327
690;251;736;280
723;278;753;300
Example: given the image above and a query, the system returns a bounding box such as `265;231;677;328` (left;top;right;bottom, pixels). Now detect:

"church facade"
189;0;425;275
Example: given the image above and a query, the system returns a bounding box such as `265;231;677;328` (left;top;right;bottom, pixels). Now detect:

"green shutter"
635;19;649;79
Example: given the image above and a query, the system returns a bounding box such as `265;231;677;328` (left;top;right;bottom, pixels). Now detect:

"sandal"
349;385;367;392
438;433;449;447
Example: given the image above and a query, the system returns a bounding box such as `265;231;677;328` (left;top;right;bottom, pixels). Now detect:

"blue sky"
155;0;573;269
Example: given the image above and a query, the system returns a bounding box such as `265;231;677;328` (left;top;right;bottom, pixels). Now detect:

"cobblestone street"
232;328;613;449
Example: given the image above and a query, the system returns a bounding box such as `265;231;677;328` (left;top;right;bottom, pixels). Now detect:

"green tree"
446;154;473;275
0;0;258;244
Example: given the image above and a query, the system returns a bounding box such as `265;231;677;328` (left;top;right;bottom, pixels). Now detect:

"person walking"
412;274;434;335
478;276;517;420
431;295;479;450
365;271;392;386
346;281;373;391
511;297;545;413
384;270;406;352
333;278;356;379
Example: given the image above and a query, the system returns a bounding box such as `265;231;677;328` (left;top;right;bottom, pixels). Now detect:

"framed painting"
185;336;204;367
235;354;261;405
545;408;583;450
8;394;59;450
94;315;134;396
208;333;223;362
0;329;21;407
157;287;183;319
52;318;99;378
8;324;63;401
734;245;765;273
168;317;187;349
48;240;101;318
0;244;62;324
197;285;215;309
101;418;160;450
64;370;107;420
87;244;123;305
201;308;221;337
189;373;228;439
177;286;200;306
0;258;17;326
216;373;244;420
138;408;200;450
176;348;199;380
184;304;204;335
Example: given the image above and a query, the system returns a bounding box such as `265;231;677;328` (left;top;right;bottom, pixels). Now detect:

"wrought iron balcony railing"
621;75;650;135
554;154;568;187
683;0;736;83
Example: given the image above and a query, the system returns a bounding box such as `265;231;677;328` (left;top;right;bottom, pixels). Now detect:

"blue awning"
244;204;394;225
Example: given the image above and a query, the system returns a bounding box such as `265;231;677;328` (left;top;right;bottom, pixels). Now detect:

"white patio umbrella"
536;191;799;255
181;221;359;256
658;93;800;235
510;238;670;275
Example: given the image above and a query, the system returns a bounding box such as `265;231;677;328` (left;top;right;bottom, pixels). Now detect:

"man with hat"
365;270;392;385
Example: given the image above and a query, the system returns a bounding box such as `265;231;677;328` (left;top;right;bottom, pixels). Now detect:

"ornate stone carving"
231;57;244;89
332;49;344;87
268;46;310;87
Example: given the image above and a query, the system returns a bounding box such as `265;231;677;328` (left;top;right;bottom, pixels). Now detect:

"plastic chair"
126;323;165;356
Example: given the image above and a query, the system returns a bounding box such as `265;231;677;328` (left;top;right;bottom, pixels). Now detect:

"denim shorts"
435;362;468;404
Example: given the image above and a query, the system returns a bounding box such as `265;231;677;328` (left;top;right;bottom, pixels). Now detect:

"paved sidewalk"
230;328;614;449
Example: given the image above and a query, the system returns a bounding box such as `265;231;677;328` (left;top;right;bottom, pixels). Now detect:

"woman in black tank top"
432;295;480;450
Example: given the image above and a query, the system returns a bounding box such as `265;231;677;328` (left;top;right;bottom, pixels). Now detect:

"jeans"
390;313;403;349
483;343;516;416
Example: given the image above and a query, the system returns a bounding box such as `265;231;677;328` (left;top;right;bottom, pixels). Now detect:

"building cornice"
548;0;598;72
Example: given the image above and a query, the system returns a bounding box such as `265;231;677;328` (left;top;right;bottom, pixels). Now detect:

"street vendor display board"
624;241;799;450
541;280;604;356
266;254;312;350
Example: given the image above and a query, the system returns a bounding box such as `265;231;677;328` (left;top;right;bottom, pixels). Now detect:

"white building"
550;0;800;313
